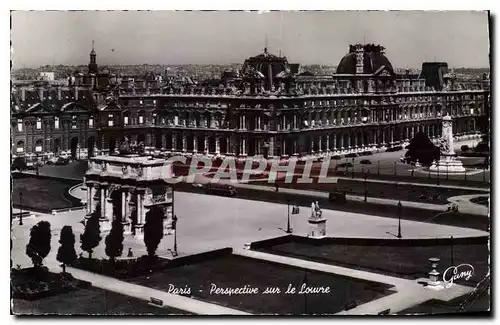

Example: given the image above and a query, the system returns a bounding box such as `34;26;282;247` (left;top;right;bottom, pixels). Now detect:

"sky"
11;11;490;69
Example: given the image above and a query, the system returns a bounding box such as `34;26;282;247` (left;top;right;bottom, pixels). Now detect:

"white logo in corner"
443;264;475;288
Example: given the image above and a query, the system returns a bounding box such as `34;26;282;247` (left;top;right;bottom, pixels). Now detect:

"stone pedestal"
308;218;327;238
430;115;466;174
430;155;466;173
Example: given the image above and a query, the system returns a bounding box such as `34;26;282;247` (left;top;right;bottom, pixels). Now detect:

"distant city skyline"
11;11;490;69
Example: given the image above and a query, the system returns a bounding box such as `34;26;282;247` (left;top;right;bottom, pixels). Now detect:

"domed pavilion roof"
336;44;394;75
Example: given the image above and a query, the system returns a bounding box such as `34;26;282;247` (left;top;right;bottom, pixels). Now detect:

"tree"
56;226;77;273
404;132;440;166
143;207;164;257
80;204;102;259
105;218;124;261
26;221;51;268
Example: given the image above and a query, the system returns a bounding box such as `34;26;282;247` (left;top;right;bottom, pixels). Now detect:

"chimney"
21;88;26;101
75;87;79;100
57;87;62;100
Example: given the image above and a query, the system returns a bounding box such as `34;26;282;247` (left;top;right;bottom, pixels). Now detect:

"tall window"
55;117;59;129
71;116;77;129
36;118;42;130
17;119;22;132
124;116;129;126
89;116;94;128
138;111;144;124
174;116;179;126
108;114;114;127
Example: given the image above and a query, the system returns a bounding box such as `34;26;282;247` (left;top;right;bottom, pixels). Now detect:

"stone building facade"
96;44;489;158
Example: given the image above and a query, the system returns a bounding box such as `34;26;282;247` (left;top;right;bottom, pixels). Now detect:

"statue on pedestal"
310;201;322;219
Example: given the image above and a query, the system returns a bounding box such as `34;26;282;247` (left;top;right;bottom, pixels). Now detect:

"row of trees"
24;204;168;272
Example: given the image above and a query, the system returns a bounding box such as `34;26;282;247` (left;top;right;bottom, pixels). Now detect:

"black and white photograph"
9;10;491;316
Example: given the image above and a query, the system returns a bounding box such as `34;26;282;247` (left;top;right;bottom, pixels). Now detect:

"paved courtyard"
11;191;488;269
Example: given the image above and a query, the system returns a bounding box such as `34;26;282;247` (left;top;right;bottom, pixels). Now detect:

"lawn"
11;175;82;213
470;196;489;207
256;239;489;287
12;286;191;315
126;254;394;315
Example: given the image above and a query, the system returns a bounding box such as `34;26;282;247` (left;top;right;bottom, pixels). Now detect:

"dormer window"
124;116;129;126
108;114;114;127
55;117;59;129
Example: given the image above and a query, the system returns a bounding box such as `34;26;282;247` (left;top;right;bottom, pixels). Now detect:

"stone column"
282;138;286;156
293;115;297;129
242;137;247;155
293;139;298;155
204;136;208;153
215;136;220;154
311;137;315;153
193;136;198;152
340;134;344;150
258;116;262;130
134;191;145;238
332;134;337;150
125;191;132;234
390;128;394;144
226;137;231;154
100;187;106;220
326;135;330;152
318;136;322;152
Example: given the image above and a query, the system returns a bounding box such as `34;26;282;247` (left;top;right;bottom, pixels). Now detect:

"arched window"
35;139;43;153
16;140;24;153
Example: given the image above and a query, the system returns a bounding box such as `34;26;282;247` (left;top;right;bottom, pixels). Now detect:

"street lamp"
19;192;23;226
397;201;402;239
364;171;368;202
172;214;178;256
286;200;292;234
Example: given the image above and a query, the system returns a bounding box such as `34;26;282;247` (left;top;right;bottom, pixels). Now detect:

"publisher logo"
443;264;475;288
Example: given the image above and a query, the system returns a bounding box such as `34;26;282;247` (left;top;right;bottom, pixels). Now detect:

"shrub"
105;218;124;261
80;205;102;259
26;221;51;267
144;206;165;257
56;226;77;273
